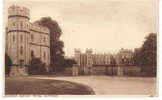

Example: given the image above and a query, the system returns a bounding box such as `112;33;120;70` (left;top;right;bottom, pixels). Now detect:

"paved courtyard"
34;76;157;96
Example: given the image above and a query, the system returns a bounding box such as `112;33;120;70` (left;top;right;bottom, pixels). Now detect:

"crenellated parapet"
8;5;30;20
86;48;93;54
7;5;30;34
74;48;81;53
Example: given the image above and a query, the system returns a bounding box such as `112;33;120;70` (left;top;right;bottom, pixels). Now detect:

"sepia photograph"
3;0;158;97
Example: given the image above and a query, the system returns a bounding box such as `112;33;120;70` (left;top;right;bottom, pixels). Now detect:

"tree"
133;48;141;66
140;33;157;73
140;33;157;66
133;33;157;74
28;57;47;75
5;53;12;75
64;59;77;68
35;17;65;72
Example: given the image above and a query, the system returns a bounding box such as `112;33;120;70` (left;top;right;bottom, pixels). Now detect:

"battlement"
86;48;93;53
119;48;133;54
74;48;81;53
8;5;30;19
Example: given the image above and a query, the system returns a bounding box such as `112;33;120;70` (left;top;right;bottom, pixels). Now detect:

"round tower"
7;5;30;76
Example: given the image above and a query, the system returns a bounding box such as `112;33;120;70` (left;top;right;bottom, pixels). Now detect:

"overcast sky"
4;0;158;56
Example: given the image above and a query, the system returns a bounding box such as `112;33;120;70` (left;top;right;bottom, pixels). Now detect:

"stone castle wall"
6;5;50;76
30;24;50;65
74;49;140;76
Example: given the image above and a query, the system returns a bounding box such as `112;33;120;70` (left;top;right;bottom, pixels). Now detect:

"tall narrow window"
13;35;15;42
13;22;15;26
20;46;23;55
27;37;28;42
43;37;46;42
48;53;50;61
20;35;23;42
31;50;34;58
44;52;46;60
31;34;34;41
20;21;23;27
20;59;24;68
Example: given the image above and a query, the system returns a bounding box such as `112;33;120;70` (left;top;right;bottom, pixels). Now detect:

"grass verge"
5;77;95;95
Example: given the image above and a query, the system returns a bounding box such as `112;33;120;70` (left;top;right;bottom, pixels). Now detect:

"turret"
85;48;93;66
74;48;81;65
7;5;30;76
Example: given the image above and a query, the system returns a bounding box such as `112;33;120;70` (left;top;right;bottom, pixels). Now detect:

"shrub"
5;53;12;75
28;57;47;75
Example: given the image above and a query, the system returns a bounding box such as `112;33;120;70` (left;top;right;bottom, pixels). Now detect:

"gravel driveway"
33;76;157;96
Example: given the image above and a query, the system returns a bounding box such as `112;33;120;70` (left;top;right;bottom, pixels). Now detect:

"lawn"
5;77;95;95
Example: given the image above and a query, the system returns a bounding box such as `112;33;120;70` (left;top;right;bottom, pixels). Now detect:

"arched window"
31;50;34;58
20;46;23;55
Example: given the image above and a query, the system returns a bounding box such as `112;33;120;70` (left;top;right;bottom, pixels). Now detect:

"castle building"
93;53;111;65
74;48;93;75
74;48;137;76
74;48;111;75
6;5;50;76
115;48;133;65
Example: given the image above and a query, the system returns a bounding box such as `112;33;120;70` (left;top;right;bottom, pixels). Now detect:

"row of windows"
31;50;48;60
12;21;29;28
12;34;47;43
13;34;25;42
20;48;49;61
31;34;47;43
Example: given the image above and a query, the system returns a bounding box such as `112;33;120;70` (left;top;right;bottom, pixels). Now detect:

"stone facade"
115;48;133;65
74;48;111;75
72;64;79;76
74;48;93;75
93;53;111;65
6;5;50;76
74;48;140;76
